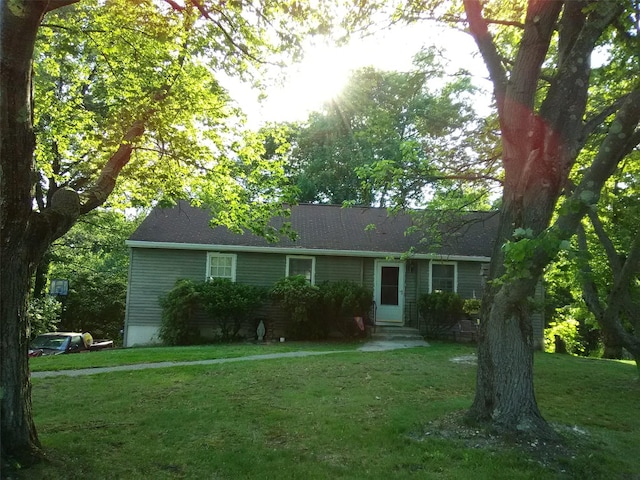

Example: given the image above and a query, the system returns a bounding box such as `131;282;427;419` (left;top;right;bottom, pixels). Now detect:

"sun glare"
229;23;489;127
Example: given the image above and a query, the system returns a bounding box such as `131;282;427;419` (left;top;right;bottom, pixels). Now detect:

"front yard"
19;342;640;479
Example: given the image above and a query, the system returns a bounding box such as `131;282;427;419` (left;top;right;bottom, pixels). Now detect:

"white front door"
374;260;405;324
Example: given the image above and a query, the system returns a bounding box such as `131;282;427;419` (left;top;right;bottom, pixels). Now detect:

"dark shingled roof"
128;201;500;258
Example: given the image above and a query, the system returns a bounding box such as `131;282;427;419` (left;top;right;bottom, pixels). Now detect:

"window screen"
431;263;455;292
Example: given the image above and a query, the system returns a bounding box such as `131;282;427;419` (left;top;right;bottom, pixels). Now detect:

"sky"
223;22;492;127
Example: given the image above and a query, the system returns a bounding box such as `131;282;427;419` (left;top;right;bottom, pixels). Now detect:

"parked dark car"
28;332;114;357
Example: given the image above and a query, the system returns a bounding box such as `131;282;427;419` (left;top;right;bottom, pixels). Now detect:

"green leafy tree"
267;53;499;207
377;0;640;440
462;0;638;440
41;211;138;341
576;170;640;368
26;297;62;338
0;0;343;463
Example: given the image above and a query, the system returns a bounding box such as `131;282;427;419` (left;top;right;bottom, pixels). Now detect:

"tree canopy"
263;50;501;208
0;0;353;463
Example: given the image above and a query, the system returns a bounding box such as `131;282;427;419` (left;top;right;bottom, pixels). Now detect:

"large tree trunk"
462;0;636;440
1;0;45;462
468;183;560;440
1;0;144;463
1;0;57;463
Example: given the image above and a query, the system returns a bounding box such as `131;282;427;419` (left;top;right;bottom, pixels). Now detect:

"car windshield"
31;335;70;351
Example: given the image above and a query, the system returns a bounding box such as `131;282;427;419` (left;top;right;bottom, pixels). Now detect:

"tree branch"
576;223;605;319
191;0;261;63
79;120;146;214
587;210;622;278
462;0;508;112
581;94;632;145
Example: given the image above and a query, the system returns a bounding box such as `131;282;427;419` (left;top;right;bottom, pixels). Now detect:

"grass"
18;342;640;479
28;341;359;372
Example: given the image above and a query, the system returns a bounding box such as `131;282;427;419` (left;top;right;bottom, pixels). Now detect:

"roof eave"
125;240;491;262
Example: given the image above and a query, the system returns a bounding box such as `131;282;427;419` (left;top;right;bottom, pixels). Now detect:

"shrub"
318;281;372;337
160;279;268;345
418;291;464;339
28;296;61;338
271;276;322;339
544;318;581;354
159;279;202;345
463;298;482;317
199;279;268;342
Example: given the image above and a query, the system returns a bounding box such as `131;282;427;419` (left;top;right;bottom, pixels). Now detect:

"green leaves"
265;51;493;207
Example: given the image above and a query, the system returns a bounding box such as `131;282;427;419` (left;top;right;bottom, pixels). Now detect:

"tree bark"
463;0;635;439
1;0;155;464
577;222;640;370
0;0;50;462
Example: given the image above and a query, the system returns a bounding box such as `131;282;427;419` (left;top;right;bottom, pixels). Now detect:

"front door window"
380;266;399;305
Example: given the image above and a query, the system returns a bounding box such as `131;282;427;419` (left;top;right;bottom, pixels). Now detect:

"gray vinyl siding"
126;248;207;327
235;252;284;286
404;262;419;325
457;262;484;299
417;260;430;295
316;256;363;284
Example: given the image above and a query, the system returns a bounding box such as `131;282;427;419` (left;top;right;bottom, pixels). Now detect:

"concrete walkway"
31;340;429;378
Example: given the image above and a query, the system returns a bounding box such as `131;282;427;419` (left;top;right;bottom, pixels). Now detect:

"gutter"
125;240;491;263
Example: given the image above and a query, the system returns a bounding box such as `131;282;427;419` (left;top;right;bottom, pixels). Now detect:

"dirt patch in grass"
408;411;593;475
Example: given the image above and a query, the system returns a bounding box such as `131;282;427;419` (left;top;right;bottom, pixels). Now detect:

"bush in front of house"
271;275;323;340
159;279;267;345
199;279;268;342
159;279;202;345
318;281;372;337
418;291;465;340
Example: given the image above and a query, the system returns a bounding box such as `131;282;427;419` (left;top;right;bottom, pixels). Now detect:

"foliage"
27;296;61;339
45;210;137;343
544;318;582;355
198;279;268;342
263;52;498;207
317;281;373;337
271;276;322;339
462;298;482;317
57;272;127;342
159;279;268;345
418;291;464;339
159;279;202;346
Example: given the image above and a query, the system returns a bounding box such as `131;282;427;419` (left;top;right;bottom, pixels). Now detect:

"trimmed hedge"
159;279;267;345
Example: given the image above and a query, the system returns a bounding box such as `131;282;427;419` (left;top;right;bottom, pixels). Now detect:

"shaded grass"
29;341;359;372
20;343;640;479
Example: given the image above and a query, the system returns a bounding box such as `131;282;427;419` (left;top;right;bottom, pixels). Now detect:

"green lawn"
28;341;359;372
17;343;640;479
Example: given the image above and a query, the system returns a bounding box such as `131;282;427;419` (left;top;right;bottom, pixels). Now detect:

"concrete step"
360;325;429;352
369;326;425;342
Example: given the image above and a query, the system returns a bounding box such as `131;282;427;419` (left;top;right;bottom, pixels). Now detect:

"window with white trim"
206;253;237;281
430;262;457;293
286;255;316;284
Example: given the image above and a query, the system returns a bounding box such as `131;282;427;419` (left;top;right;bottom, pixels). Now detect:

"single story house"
124;201;544;347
